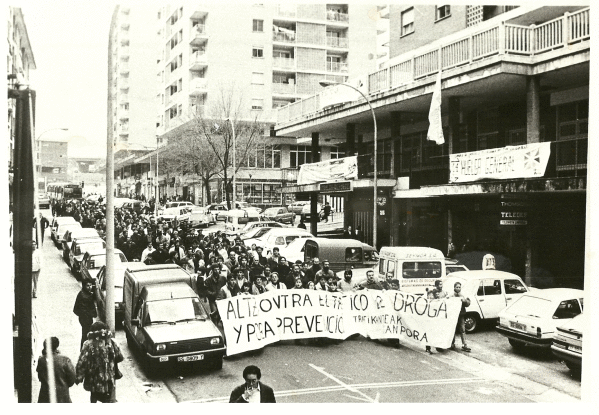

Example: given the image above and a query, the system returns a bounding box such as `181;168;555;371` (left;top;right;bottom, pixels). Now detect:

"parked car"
551;312;584;373
445;258;469;274
262;206;296;224
496;288;584;350
233;201;262;215
95;261;147;326
301;202;323;221
225;221;285;240
280;237;378;273
159;206;192;226
165;201;194;209
51;217;80;245
223;209;261;232
61;228;100;262
443;270;530;332
69;238;107;276
206;204;229;221
122;200;146;214
287;200;311;215
239;225;278;242
189;207;213;228
244;227;313;255
80;248;128;282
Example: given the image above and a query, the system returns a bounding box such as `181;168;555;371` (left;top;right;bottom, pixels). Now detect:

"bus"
47;183;83;201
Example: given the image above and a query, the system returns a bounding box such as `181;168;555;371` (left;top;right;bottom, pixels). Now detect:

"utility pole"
105;121;115;333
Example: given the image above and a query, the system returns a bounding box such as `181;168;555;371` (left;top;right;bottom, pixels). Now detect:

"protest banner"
217;289;462;355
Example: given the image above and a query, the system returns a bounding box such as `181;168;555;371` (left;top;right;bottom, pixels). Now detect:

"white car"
189;207;212;228
496;288;584;350
551;312;584;373
50;216;79;243
165;201;194;209
159;206;192;226
225;221;285;240
244;227;313;255
443;270;530;332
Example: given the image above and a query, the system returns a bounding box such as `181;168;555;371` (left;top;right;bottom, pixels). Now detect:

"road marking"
182;377;483;403
309;363;376;403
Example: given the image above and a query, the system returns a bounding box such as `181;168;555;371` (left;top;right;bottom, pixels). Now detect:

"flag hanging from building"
427;72;445;145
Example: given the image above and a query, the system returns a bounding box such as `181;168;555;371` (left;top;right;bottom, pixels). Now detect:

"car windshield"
264;208;280;215
506;295;554;317
145;297;209;324
76;242;105;255
88;253;127;269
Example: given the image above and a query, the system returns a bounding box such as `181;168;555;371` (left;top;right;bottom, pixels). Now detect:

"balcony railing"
326;37;348;48
275;5;296;18
189;50;207;69
272;57;295;69
190;104;205;118
326;10;349;23
119;63;129;74
278;7;590;124
190;78;207;96
273;82;296;95
273;31;296;43
326;61;348;73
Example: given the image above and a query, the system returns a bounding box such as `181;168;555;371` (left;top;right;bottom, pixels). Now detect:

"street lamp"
226;118;236;209
319;80;378;248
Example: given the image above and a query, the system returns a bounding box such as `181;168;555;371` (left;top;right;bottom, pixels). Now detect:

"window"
477;279;502;296
252;47;264;58
504;279;527;294
436;5;451;20
401;261;442;279
553;299;582;320
345;248;362;262
401;8;414;36
330;146;345;159
252;19;264;32
290;145;313;167
251;98;263;110
251;72;264;85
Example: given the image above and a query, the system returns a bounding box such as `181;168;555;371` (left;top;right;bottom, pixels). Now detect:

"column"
310;132;320;235
448;97;460;155
346;123;356;155
390;111;402;177
526;75;541;144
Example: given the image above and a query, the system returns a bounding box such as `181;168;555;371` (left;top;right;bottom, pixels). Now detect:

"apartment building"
107;5;157;149
114;3;380;208
38;138;68;183
275;5;590;289
7;7;36;170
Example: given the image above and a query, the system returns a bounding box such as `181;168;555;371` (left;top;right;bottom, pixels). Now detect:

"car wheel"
144;357;159;377
508;338;525;350
565;362;581;374
464;313;480;333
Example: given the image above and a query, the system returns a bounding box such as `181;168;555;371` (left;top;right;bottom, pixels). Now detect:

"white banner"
427;72;445;145
297;156;358;185
449;142;551;183
216;289;462;355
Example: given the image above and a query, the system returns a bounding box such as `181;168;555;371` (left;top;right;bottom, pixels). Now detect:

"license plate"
178;354;204;362
510;321;526;331
567;345;582;352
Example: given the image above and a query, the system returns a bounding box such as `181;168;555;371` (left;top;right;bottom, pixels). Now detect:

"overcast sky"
22;1;116;158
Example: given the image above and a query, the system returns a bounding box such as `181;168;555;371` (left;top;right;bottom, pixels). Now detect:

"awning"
282;178;396;194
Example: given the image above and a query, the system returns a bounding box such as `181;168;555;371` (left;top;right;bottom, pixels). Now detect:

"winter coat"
75;329;124;394
36;351;76;403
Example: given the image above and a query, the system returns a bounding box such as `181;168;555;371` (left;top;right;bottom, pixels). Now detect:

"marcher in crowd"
75;321;124;403
314;260;336;284
338;269;357;292
357;269;384;290
252;275;267;295
36;336;76;403
229;365;276;403
265;272;286;291
425;280;449;354
32;241;41;298
452;282;472;352
73;280;97;349
218;274;241;300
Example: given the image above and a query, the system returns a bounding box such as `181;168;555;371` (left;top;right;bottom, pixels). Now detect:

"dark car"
262;206;295;224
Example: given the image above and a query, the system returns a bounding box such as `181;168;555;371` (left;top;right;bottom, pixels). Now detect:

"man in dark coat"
73;280;97;349
230;365;276;403
36;336;76;403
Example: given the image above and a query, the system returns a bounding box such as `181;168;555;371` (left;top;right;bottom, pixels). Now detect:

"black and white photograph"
4;0;597;405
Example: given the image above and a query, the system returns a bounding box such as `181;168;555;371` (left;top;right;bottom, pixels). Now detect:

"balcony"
278;7;590;124
189;50;208;71
190;24;208;46
273;31;295;43
275;5;296;19
272;57;295;70
191;10;208;20
190;104;205;118
118;125;129;135
189;78;208;96
273;82;296;95
326;61;348;73
119;94;129;104
326;9;349;23
119;110;129;120
326;37;348;48
119;47;130;60
119;63;129;74
120;20;130;30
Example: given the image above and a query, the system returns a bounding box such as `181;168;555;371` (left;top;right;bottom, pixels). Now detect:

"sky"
19;1;116;158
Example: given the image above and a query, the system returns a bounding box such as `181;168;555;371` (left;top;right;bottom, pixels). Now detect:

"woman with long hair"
75;321;124;403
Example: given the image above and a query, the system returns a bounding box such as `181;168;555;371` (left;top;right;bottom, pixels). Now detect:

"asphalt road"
36;220;582;403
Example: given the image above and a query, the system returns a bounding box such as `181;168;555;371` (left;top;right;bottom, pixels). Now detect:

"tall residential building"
155;3;380;135
7;7;36;169
38;138;68;183
107;5;157;149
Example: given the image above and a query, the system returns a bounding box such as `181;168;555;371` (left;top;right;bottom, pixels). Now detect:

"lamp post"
226;118;236;209
319;80;378;248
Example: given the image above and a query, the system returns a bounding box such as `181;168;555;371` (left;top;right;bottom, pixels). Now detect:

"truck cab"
123;264;225;373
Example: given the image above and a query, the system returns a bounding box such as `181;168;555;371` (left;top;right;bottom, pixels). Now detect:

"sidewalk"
31;232;176;403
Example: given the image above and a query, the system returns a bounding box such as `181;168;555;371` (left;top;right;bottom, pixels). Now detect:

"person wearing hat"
338;269;357;292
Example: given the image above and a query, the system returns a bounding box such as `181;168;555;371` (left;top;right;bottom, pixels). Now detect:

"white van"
223;209;261;232
377;247;445;294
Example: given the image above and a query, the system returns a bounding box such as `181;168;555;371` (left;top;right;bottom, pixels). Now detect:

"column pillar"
526;75;541;144
346;123;356;155
310;132;320;235
448;97;460;155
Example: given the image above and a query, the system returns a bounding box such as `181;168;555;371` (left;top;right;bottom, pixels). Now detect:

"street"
31;222;581;403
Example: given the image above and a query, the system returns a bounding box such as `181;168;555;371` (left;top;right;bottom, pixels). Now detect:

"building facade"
7;7;36;170
107;5;157;149
275;5;590;290
38;138;68;183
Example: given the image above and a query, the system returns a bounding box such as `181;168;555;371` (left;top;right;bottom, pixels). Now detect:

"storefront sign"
217;290;461;355
449;142;551;183
500;194;528;226
320;181;352;193
297;156;358;185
